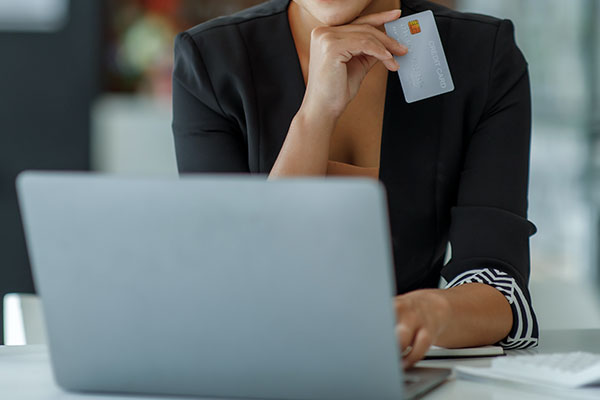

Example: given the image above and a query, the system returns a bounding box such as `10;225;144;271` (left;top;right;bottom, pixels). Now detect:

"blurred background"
1;0;599;344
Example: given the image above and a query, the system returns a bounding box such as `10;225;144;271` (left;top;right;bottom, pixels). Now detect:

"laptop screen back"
17;172;404;400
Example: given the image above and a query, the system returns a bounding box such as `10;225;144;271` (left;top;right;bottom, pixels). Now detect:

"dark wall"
0;1;101;344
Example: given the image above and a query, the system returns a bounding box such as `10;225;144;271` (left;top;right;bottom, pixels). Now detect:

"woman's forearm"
434;283;512;348
268;104;337;178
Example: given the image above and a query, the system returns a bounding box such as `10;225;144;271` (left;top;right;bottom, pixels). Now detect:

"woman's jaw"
291;0;400;27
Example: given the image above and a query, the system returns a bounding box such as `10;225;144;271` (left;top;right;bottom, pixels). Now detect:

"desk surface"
1;329;599;400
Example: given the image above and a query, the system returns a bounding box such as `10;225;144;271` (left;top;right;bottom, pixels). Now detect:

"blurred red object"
143;0;181;14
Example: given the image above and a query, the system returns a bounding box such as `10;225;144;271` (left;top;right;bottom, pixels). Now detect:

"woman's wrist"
422;289;454;344
402;289;453;338
296;99;340;131
289;101;339;147
430;283;512;348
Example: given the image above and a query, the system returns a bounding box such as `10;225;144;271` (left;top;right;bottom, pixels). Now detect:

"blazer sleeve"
172;32;250;173
440;20;538;336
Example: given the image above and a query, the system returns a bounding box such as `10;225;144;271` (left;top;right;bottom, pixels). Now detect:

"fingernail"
385;50;393;59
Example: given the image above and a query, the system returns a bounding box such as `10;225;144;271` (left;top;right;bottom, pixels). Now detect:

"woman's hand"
301;9;407;120
394;289;452;369
394;283;514;369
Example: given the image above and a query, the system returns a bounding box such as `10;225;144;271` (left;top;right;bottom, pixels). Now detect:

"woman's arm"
400;19;538;368
269;10;406;178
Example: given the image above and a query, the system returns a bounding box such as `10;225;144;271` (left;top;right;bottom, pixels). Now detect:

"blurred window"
457;0;600;281
0;0;69;32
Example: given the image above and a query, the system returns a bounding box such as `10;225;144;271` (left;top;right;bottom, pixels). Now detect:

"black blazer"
172;0;537;299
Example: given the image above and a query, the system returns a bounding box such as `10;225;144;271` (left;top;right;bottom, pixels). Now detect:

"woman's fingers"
338;24;407;56
352;9;402;27
393;291;451;369
313;29;399;71
395;321;417;354
341;36;399;71
396;314;434;369
403;328;434;369
395;295;434;369
309;16;407;73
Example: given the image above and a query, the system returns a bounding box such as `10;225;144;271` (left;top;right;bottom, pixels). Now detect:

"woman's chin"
292;0;368;26
316;11;361;26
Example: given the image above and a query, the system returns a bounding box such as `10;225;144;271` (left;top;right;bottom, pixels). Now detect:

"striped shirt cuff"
444;268;539;350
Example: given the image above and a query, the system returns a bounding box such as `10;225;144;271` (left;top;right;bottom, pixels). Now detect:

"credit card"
385;10;454;103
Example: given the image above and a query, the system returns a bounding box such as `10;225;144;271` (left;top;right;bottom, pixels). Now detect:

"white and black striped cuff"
445;268;538;350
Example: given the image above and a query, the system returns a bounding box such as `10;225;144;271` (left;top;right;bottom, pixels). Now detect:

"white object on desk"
425;345;504;359
456;351;600;389
3;293;47;345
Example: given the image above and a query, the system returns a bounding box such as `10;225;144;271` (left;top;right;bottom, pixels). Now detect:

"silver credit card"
385;10;454;103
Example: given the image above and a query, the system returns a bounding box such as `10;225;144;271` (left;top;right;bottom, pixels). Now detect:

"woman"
172;0;538;368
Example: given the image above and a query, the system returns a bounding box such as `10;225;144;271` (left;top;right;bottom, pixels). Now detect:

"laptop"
17;171;450;400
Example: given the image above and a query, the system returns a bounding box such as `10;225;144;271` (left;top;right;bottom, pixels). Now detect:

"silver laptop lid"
17;172;404;400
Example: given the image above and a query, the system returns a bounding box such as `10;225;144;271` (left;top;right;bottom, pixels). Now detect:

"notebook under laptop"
17;171;450;400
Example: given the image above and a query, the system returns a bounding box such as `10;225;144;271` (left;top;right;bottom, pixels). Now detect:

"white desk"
1;330;599;400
